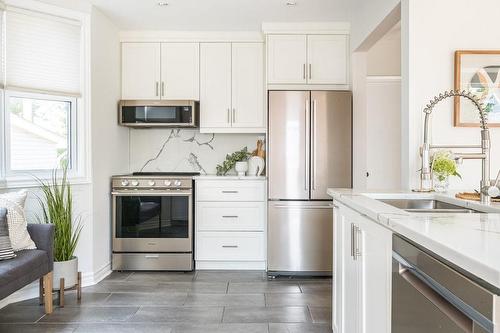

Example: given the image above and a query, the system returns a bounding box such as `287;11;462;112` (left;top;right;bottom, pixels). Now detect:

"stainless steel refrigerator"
267;90;352;275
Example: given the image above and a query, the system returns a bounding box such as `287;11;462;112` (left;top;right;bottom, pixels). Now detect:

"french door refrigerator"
268;90;352;275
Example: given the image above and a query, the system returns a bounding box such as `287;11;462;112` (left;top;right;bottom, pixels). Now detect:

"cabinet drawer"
196;232;265;261
196;180;265;202
196;202;265;231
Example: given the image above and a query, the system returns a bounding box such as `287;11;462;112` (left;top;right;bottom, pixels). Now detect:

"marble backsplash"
129;128;265;175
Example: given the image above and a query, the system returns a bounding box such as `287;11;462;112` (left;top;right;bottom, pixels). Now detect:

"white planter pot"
53;257;78;290
234;161;248;176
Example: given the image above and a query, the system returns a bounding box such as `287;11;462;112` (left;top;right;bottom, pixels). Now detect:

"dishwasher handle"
398;265;473;332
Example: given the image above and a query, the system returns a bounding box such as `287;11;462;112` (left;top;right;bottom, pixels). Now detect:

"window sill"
0;177;92;190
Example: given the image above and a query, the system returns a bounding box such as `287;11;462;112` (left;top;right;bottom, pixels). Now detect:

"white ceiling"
89;0;350;31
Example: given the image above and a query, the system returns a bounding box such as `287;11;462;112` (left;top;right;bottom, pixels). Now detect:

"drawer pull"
222;245;239;248
222;215;238;219
145;255;159;259
222;190;239;194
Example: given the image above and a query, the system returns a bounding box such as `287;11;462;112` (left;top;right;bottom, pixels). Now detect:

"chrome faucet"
418;90;500;204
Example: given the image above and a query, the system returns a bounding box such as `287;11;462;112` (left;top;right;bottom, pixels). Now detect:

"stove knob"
174;180;182;187
148;180;156;186
164;180;172;186
131;180;139;186
121;180;129;186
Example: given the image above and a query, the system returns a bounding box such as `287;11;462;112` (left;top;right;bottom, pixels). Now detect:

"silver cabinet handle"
227;108;231;123
303;63;306;79
222;245;238;248
351;223;355;259
232;108;236;123
161;82;165;97
309;64;312;79
398;266;473;332
155;82;159;97
222;215;238;218
305;99;310;191
222;190;238;194
145;255;159;259
312;100;317;190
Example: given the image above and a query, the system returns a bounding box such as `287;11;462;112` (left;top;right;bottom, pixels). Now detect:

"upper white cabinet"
267;35;307;84
122;43;161;100
333;202;392;333
200;42;265;133
266;34;348;85
121;42;199;100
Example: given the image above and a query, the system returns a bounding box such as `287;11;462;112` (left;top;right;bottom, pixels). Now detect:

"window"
0;5;85;182
5;92;76;172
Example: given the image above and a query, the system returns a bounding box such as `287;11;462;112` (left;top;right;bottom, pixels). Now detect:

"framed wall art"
454;50;500;127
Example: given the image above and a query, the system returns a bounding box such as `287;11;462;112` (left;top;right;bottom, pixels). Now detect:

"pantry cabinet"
200;42;265;133
333;202;392;333
266;34;348;85
121;42;199;100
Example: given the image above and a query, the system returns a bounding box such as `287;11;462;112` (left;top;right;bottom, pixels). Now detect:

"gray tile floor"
0;271;332;333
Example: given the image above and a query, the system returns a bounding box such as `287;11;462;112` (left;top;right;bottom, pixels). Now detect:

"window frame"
3;90;81;182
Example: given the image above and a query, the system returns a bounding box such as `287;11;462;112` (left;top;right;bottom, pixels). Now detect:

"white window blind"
0;6;5;89
6;8;81;96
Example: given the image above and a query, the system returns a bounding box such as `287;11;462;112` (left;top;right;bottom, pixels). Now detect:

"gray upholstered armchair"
0;224;55;314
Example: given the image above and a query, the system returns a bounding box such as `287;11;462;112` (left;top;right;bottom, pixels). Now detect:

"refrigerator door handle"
312;99;317;190
305;99;310;191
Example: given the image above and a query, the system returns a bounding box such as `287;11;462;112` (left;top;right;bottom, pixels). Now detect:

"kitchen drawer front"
196;180;265;202
196;202;265;231
196;232;265;261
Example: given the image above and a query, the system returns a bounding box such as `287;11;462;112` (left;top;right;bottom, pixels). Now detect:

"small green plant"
35;164;83;262
216;147;251;176
431;150;461;181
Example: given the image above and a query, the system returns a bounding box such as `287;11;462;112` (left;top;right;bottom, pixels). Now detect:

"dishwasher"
392;235;500;333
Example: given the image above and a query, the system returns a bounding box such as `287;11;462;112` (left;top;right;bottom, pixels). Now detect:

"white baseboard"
0;262;112;310
195;260;266;270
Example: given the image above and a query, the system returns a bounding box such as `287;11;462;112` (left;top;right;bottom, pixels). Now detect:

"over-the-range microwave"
118;100;199;128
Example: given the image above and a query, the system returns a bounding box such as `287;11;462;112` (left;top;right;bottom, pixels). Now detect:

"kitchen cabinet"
195;179;266;270
121;42;199;100
266;34;348;85
333;202;392;333
200;43;265;133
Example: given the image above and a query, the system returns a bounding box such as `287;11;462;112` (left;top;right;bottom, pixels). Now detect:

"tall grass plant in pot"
36;165;83;289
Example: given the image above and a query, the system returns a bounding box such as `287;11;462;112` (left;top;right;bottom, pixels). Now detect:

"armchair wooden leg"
43;272;53;314
59;278;65;308
77;272;82;301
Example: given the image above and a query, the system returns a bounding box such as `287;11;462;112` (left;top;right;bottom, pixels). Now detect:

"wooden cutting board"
455;192;500;202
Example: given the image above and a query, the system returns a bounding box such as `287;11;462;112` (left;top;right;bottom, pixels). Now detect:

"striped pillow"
0;208;16;260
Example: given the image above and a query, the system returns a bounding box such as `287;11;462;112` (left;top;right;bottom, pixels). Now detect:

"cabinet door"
307;35;348;84
200;43;232;130
122;43;161;100
160;43;199;100
332;204;344;333
358;215;392;333
267;35;307;84
231;43;265;129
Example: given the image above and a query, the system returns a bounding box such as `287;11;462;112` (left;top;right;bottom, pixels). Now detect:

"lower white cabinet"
333;201;392;333
195;179;266;270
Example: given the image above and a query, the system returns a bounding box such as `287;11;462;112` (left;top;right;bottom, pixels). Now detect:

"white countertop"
328;188;500;288
194;175;267;180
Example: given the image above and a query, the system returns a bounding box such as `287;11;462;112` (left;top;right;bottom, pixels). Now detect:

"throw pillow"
0;191;36;251
0;208;15;260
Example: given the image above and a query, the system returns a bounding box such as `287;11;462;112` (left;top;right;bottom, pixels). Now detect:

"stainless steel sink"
378;199;480;213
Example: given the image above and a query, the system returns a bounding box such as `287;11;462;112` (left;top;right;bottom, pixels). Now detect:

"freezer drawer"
267;201;333;273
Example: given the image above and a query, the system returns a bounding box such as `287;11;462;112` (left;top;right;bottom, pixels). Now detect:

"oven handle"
112;190;192;196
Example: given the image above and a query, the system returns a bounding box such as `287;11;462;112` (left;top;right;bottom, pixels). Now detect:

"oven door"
112;190;192;253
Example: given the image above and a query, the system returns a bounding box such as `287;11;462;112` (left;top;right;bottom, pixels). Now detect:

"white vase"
234;161;248;176
53;256;78;290
248;156;265;176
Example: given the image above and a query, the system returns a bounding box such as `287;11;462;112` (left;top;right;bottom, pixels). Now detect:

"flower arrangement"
216;147;251;176
431;150;461;181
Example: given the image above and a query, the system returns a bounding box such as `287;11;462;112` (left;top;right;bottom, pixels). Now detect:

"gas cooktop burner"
132;172;200;176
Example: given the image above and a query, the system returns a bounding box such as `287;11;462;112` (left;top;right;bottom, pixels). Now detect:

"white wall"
90;7;129;276
366;26;401;76
405;0;500;190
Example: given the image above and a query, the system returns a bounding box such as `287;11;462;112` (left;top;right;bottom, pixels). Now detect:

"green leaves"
34;163;83;262
216;147;251;176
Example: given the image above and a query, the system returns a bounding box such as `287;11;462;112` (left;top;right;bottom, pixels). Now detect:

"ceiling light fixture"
286;1;297;6
157;1;169;6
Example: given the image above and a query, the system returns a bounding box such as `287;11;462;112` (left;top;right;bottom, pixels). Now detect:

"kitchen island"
328;188;500;333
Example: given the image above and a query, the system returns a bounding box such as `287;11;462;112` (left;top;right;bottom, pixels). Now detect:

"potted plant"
431;150;461;192
216;147;251;176
36;164;83;289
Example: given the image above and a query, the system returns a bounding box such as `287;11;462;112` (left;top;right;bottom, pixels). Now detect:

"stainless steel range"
111;172;198;271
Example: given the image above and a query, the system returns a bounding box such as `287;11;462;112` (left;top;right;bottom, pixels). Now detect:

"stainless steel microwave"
118;100;199;128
